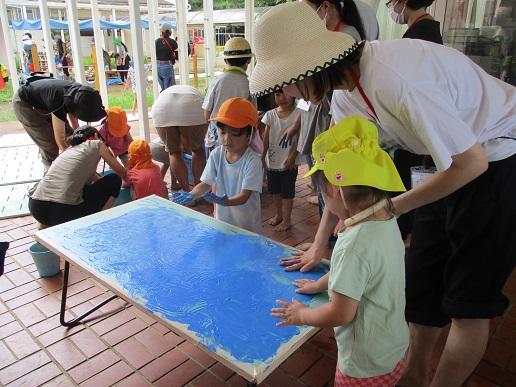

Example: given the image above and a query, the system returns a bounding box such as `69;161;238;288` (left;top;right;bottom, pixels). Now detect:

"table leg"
60;260;118;327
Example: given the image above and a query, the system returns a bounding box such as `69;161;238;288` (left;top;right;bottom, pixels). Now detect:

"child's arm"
294;272;329;294
126;132;134;144
284;139;299;170
203;110;211;122
272;291;358;328
191;182;212;198
262;124;270;169
172;182;211;205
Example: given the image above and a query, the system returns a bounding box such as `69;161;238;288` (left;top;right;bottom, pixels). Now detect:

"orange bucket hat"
106;106;129;137
128;140;155;170
209;97;258;129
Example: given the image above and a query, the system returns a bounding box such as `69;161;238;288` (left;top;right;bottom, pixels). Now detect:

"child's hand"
271;298;306;327
284;154;296;170
294;279;322;294
172;191;195;206
203;191;228;205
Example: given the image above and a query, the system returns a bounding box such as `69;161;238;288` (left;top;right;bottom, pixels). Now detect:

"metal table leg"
60;260;118;327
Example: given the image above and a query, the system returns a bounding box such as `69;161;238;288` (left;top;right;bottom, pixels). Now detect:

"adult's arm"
99;143;126;178
203;110;211;122
393;142;488;215
279;205;339;272
51;113;68;152
279;112;301;144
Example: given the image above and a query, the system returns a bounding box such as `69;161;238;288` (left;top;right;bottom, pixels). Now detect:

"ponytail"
336;0;366;41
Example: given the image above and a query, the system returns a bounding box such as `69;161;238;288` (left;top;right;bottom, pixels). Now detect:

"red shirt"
126;165;167;200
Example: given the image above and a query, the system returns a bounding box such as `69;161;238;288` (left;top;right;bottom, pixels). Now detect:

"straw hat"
209;98;258;129
306;116;406;192
223;37;253;59
250;2;360;97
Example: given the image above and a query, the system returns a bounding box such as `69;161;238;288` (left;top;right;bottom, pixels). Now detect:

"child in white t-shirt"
202;37;254;151
262;90;300;231
272;117;409;386
173;98;263;233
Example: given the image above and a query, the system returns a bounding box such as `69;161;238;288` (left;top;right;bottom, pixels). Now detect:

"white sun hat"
151;85;207;127
249;1;360;97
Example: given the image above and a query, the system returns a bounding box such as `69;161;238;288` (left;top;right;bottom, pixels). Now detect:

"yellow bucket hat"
305;116;406;192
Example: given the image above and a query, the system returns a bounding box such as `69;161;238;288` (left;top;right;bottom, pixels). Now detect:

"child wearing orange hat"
174;98;263;233
125;140;168;200
98;106;133;167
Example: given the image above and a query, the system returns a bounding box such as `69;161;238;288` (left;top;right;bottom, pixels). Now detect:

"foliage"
189;0;290;11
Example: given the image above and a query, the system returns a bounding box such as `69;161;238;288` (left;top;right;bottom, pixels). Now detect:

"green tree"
189;0;290;11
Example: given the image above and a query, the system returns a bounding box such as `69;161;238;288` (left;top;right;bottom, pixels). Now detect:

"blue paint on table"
37;196;327;369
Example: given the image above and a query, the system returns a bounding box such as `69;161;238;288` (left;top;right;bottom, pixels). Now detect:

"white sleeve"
200;147;219;185
202;80;216;112
261;110;272;126
395;86;478;171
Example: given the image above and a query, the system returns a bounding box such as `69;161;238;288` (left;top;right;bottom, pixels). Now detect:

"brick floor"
0;167;515;386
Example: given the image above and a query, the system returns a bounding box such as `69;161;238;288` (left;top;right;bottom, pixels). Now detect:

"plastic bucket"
28;243;60;277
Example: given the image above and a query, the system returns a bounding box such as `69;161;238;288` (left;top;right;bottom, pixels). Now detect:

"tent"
10;18;176;31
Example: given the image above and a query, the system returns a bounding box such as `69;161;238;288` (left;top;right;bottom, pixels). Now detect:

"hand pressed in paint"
294;279;322;294
271;298;306;327
203;191;229;205
172;191;195;206
278;248;322;272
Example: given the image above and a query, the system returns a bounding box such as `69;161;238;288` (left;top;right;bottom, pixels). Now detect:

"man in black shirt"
13;78;106;168
155;22;178;91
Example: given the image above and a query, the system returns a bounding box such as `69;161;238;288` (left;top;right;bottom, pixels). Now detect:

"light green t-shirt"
329;217;409;378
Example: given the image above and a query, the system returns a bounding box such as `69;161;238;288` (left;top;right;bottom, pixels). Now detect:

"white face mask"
315;2;329;26
388;1;406;24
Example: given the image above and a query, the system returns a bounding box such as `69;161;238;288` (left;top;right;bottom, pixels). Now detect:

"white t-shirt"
202;72;254;118
262;108;302;170
331;39;516;171
152;85;206;128
355;0;379;40
201;146;263;233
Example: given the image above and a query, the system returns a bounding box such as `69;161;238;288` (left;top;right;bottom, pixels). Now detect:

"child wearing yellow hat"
98;106;133;167
125;140;168;200
174;98;263;233
271;116;409;386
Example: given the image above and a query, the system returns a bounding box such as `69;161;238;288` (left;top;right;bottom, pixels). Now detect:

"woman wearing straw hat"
250;3;516;387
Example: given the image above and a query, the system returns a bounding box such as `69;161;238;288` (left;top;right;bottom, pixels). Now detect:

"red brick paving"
0;168;515;386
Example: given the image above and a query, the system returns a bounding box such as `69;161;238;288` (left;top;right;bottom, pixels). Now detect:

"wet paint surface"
39;197;327;367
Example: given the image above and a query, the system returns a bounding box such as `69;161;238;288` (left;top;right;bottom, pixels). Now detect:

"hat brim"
209;116;250;129
250;33;361;97
304;164;319;178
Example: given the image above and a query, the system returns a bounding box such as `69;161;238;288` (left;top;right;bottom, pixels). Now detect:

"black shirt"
19;79;76;122
155;37;178;62
403;19;443;45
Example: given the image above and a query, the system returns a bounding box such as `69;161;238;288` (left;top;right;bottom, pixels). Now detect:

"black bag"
19;71;54;87
0;241;9;277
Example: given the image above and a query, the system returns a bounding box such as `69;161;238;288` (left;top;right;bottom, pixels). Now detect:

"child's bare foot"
268;215;283;226
307;195;319;205
275;220;291;232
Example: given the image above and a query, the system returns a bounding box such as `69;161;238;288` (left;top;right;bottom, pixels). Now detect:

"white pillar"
39;0;57;76
58;9;65;40
91;0;108;107
147;0;159;99
111;9;118;39
175;0;189;85
128;0;150;141
0;0;19;92
66;0;85;84
203;0;215;86
244;0;254;75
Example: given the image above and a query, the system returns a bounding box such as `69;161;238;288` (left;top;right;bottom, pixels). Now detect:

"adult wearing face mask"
13;78;106;169
251;3;516;386
388;0;442;44
307;0;379;40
